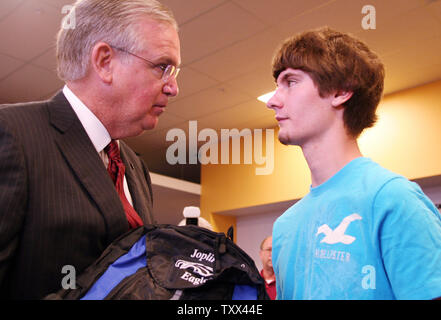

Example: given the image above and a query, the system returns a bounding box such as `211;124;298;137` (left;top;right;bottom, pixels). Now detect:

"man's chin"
142;117;159;131
122;121;157;139
278;131;291;146
278;130;302;146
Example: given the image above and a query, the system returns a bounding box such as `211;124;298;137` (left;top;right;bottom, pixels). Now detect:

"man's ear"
90;42;114;84
331;90;353;108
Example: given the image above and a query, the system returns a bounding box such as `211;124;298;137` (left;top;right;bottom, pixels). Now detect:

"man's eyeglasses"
111;46;180;83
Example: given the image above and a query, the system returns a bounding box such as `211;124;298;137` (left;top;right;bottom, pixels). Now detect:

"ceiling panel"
0;0;61;61
225;67;276;99
148;108;187;133
189;28;283;83
0;0;25;22
161;0;226;25
0;53;25;81
272;0;365;40
196;99;273;131
173;66;219;100
38;0;78;8
0;64;62;103
231;0;332;25
430;0;441;22
358;0;424;19
355;5;441;56
381;33;441;76
31;46;58;73
124;129;170;154
125;119;192;154
179;1;267;64
166;83;251;119
238;113;278;131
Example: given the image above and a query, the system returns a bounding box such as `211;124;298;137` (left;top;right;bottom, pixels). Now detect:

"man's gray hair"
56;0;178;81
260;235;272;250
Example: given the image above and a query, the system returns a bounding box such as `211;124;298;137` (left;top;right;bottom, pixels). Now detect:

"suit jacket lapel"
47;91;128;242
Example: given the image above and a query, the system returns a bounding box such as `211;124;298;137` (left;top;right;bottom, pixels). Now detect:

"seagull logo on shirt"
316;213;362;245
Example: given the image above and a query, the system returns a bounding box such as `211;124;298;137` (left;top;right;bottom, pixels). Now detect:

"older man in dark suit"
0;0;181;299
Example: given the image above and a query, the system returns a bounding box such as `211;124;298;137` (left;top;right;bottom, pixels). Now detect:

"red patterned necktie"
105;140;143;229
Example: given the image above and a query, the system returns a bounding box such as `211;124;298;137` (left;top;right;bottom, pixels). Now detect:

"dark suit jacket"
0;92;154;299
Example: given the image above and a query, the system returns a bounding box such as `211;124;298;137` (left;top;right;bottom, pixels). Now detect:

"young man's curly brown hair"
272;27;385;138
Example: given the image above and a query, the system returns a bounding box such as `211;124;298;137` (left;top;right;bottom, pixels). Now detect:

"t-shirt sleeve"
373;178;441;300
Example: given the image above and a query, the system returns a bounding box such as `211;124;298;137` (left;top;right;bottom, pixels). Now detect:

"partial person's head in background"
259;235;273;272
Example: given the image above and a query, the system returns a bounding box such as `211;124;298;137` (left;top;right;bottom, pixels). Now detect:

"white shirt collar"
62;85;111;153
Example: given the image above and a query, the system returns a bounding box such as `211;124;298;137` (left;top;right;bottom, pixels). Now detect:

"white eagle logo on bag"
175;260;214;277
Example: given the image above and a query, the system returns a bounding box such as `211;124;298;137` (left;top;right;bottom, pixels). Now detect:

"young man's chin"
278;131;293;146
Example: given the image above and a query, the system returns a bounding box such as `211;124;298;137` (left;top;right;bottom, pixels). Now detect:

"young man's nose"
266;89;283;110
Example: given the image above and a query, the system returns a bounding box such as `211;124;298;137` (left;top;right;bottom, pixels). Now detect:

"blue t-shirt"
272;157;441;300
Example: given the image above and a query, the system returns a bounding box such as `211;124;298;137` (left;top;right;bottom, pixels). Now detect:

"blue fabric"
232;285;257;300
81;235;147;300
272;157;441;300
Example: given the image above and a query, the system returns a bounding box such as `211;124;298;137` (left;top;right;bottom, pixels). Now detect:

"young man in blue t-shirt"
266;27;441;300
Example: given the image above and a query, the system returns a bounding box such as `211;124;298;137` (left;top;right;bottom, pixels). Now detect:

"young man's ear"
90;42;114;84
331;90;353;108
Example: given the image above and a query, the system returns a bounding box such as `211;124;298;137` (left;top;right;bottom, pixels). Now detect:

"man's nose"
266;89;282;110
163;77;179;97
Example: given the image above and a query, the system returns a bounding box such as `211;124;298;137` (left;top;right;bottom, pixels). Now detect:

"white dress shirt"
62;85;134;206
